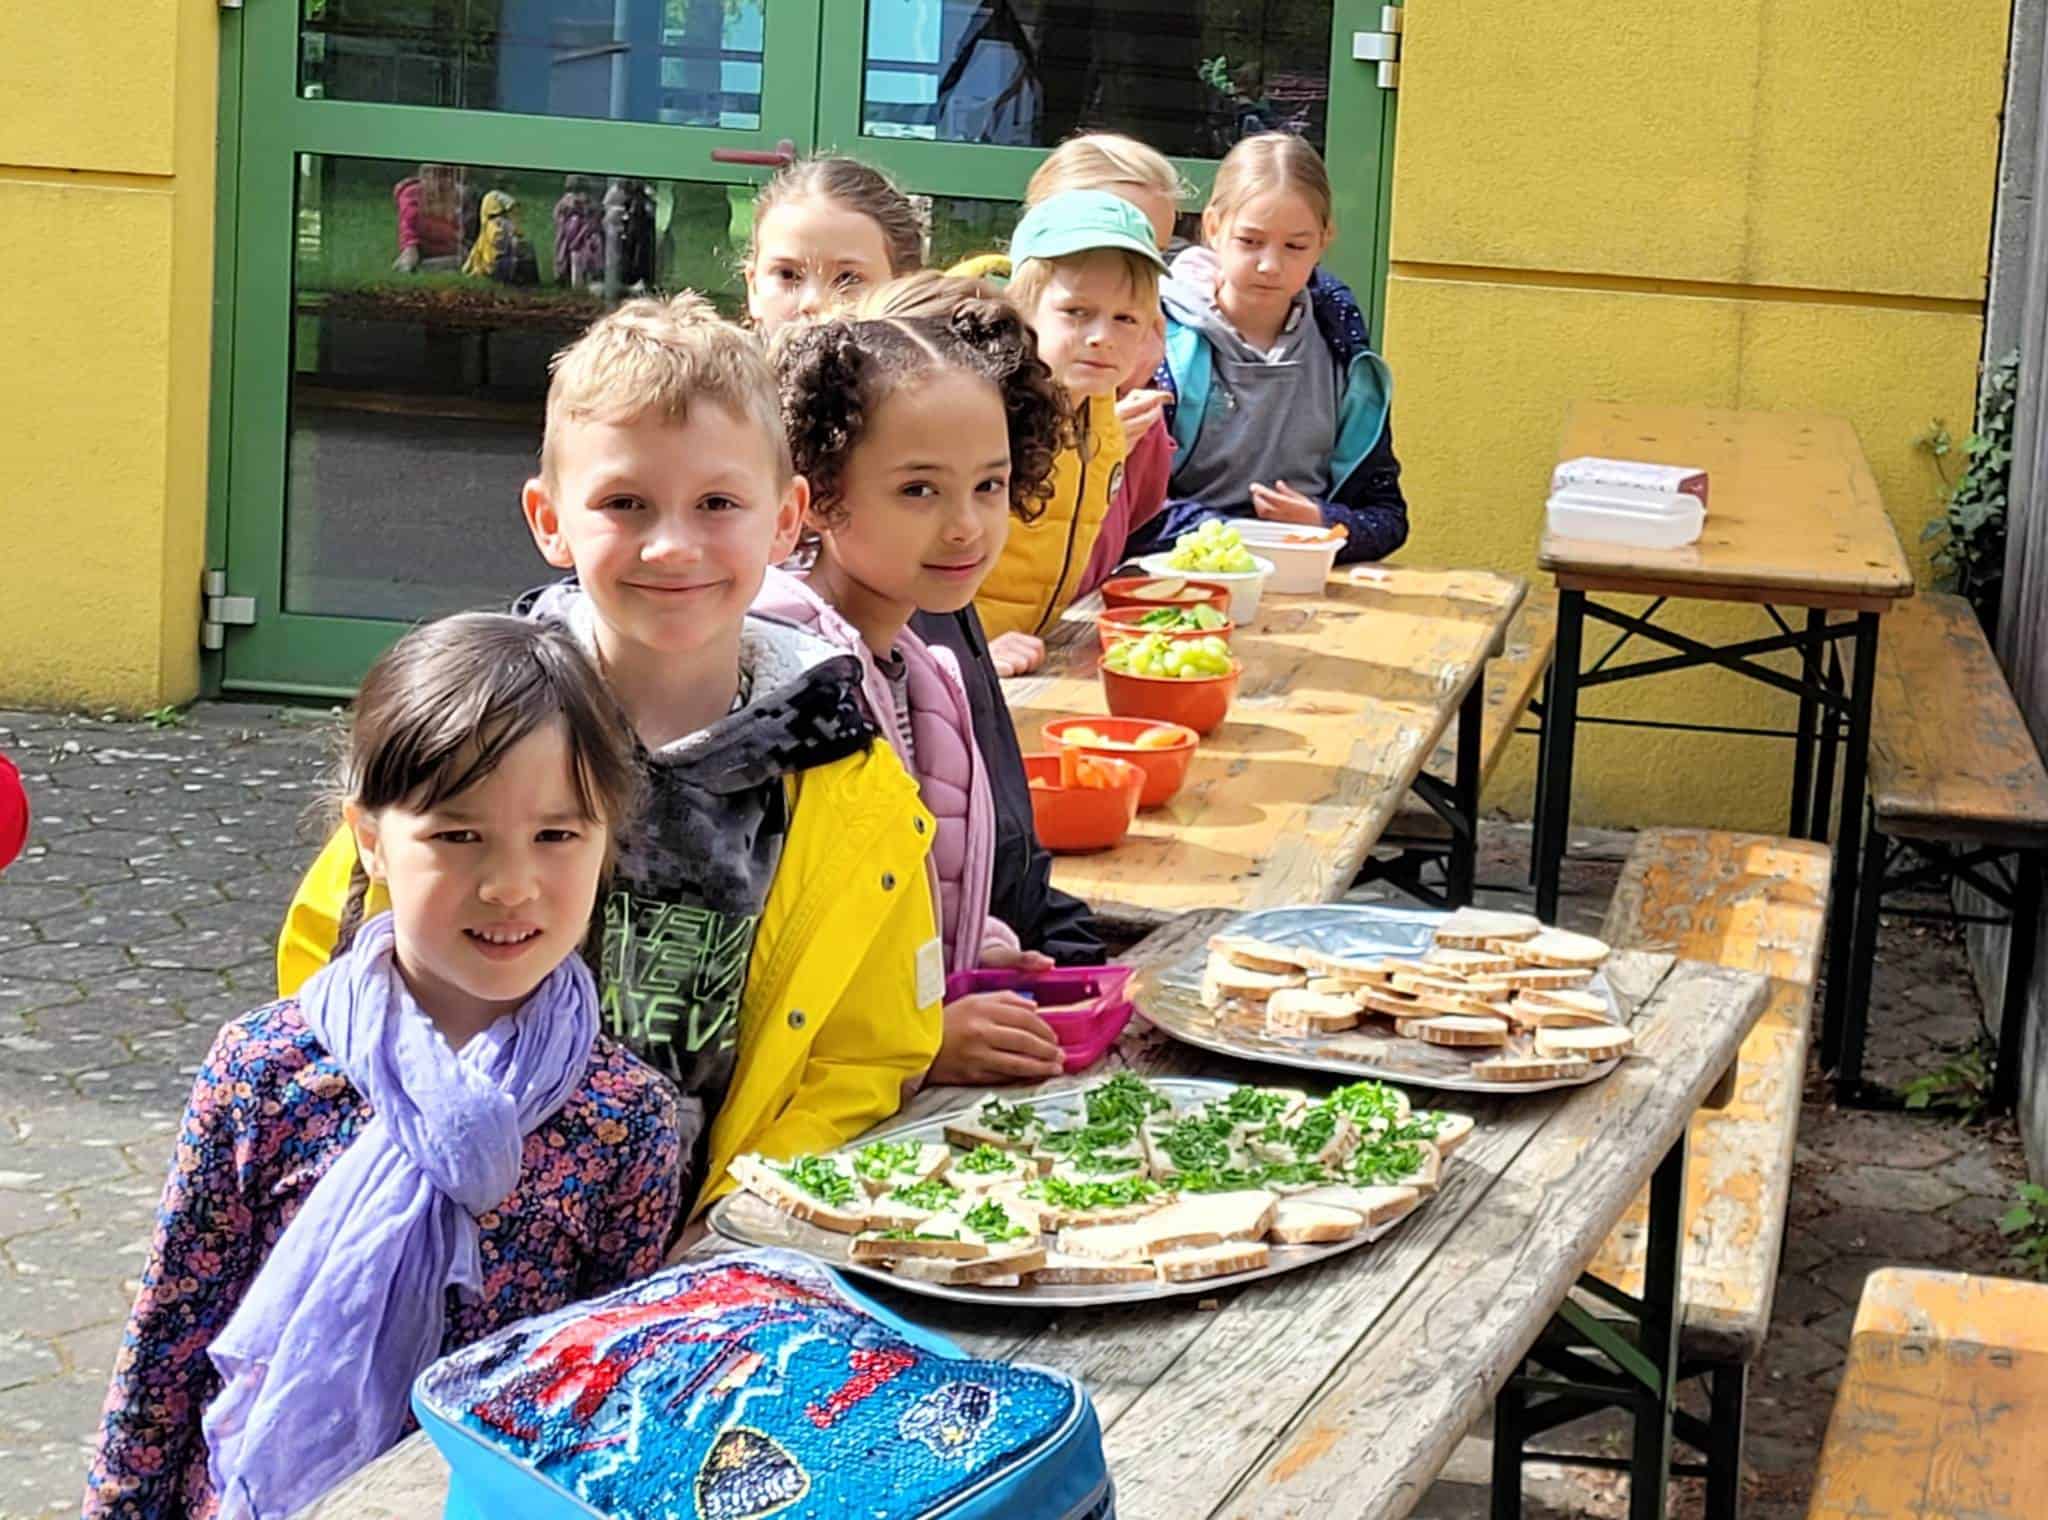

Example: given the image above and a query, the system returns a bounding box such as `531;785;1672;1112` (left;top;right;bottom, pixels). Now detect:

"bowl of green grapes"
1099;632;1242;736
1137;522;1276;623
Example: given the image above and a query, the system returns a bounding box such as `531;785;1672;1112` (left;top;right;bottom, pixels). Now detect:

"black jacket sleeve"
909;607;1105;966
1326;412;1409;564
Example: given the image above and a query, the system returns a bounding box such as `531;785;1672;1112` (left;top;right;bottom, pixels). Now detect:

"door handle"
710;138;797;167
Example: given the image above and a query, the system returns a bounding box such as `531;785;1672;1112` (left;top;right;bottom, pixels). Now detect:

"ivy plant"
1917;351;2019;634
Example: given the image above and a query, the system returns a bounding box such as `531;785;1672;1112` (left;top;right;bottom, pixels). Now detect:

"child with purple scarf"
83;614;684;1520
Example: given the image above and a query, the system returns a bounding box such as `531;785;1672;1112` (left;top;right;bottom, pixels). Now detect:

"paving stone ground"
0;706;2033;1519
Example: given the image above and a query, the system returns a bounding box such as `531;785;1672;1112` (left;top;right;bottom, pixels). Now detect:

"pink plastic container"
944;966;1136;1074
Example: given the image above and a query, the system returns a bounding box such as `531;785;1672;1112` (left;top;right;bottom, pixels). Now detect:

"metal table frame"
1351;677;1488;908
1532;592;1880;1033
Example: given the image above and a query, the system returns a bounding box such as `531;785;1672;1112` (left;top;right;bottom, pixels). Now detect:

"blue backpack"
412;1248;1115;1520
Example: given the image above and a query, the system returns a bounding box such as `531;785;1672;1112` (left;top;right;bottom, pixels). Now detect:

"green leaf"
2000;1203;2034;1234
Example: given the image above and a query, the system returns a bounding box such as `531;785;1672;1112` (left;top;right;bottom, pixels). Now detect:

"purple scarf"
202;912;597;1517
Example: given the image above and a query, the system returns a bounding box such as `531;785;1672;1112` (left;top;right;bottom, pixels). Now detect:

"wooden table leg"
1534;590;1585;922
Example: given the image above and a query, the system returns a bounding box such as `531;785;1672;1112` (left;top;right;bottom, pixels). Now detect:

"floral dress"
82;1000;684;1519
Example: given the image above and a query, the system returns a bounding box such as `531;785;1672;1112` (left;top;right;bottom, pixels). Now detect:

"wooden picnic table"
1002;567;1528;926
1530;402;1914;1084
312;910;1768;1520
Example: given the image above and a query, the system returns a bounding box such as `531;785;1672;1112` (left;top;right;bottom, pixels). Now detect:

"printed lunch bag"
412;1248;1115;1520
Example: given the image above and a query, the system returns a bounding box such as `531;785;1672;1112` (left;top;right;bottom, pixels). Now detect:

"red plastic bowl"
1042;716;1198;809
1096;605;1236;653
1099;575;1232;615
1099;661;1242;737
1022;752;1142;852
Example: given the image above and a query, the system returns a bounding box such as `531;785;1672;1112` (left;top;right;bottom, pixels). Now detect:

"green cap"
1007;190;1168;270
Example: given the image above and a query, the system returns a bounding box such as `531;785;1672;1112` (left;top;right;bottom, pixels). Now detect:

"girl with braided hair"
755;279;1086;1086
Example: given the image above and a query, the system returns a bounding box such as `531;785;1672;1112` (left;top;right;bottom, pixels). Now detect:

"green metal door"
214;1;1394;695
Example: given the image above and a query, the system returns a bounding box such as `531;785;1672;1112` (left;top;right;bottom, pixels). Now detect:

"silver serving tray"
707;1077;1429;1308
1137;904;1622;1095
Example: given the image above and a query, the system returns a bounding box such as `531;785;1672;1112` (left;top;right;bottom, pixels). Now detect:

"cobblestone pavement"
0;706;2031;1519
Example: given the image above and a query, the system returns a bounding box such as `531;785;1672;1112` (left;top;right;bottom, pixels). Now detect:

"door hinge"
201;569;256;651
1353;6;1403;90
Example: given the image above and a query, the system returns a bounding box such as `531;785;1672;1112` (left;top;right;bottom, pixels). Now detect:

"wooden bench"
1807;1267;2048;1519
1825;591;2048;1108
1550;827;1830;1517
1357;587;1557;905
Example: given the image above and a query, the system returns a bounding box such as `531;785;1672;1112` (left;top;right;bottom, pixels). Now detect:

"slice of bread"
1208;933;1314;974
1417;1014;1511;1047
1055;1219;1168;1262
1432;907;1543;948
1517;987;1610;1017
730;1154;869;1234
1154;1240;1271;1283
1505;928;1612;968
1269;1199;1366;1244
1201;957;1308;1006
1048;1153;1148;1187
1389;969;1483;998
866;1184;966;1232
1406;1111;1476;1157
891;1241;1048;1284
1031;1195;1169;1231
1536;1024;1635;1061
1028;1251;1159;1286
944;1148;1038;1192
1295;1182;1422;1227
1504;996;1612;1030
851;1141;954;1196
1300;952;1404;985
1423;947;1517;976
1356;985;1429;1021
942;1096;1046;1154
1266;987;1362;1033
1488;966;1599;991
850;1213;988;1263
1471;1052;1593;1083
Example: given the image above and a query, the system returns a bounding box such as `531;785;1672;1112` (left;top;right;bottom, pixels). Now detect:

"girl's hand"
1250;481;1325;526
989;630;1046;677
981;944;1055;973
1115;387;1171;441
930;993;1064;1084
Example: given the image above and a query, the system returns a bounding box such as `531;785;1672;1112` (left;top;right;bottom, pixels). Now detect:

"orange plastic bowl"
1099;576;1232;616
1022;752;1143;852
1042;716;1198;809
1095;605;1236;654
1099;660;1242;737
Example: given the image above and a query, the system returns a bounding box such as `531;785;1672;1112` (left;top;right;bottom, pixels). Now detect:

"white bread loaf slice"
1028;1251;1159;1286
1432;908;1543;948
1417;1015;1511;1047
889;1241;1047;1285
1142;1190;1277;1248
1401;1111;1476;1157
1154;1240;1271;1282
1295;1183;1421;1228
1535;1024;1635;1061
730;1154;869;1234
1505;928;1612;968
943;1145;1039;1192
1268;1199;1366;1244
1485;965;1599;991
942;1095;1046;1154
1357;985;1431;1022
849;1141;953;1196
1266;987;1362;1033
849;1212;988;1263
1423;947;1518;976
1208;933;1315;974
1201;957;1307;1007
866;1183;966;1232
1471;1052;1593;1083
1300;952;1404;985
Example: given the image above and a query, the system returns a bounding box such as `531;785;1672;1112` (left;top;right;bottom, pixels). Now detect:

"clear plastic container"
1545;486;1704;549
1231;521;1345;593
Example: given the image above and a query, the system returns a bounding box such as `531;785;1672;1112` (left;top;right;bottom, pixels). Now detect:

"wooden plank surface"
310;912;1769;1520
1870;590;2048;846
1538;403;1915;608
1387;587;1558;840
1592;829;1831;1363
1808;1267;2048;1520
1001;568;1527;919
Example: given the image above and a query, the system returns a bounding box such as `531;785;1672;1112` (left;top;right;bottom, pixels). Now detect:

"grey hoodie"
519;580;876;1172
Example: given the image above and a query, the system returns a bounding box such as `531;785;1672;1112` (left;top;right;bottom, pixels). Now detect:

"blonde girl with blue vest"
1127;132;1409;566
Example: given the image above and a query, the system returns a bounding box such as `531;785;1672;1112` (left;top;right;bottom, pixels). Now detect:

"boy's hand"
1115;387;1171;442
930;993;1065;1085
981;944;1055;973
989;630;1046;677
1250;481;1324;525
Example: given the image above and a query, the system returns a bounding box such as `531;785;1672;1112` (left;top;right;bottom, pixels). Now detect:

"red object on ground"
0;752;26;872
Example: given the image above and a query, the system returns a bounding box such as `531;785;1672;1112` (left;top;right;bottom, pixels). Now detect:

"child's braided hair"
772;277;1071;531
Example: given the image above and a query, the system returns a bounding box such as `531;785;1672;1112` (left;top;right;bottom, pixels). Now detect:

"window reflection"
862;0;1330;156
299;0;767;128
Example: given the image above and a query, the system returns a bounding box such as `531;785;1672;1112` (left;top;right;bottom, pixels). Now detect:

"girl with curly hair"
757;279;1083;1086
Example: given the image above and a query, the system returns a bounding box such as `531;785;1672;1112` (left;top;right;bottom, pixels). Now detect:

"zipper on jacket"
1037;446;1090;638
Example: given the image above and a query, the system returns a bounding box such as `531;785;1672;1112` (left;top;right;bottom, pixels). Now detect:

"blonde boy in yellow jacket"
278;294;943;1221
970;193;1166;664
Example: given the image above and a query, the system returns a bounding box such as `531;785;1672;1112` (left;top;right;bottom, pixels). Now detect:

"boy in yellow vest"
973;192;1166;673
276;295;943;1221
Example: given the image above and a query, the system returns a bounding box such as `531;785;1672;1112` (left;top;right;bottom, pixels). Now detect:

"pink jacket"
1077;418;1174;596
753;568;1018;973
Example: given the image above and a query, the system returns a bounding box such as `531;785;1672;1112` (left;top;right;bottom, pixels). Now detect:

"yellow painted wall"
1385;0;2009;829
0;0;215;710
